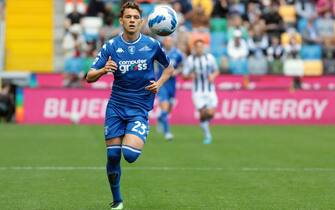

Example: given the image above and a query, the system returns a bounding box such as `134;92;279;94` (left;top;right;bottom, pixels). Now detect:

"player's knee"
107;145;122;164
122;145;142;163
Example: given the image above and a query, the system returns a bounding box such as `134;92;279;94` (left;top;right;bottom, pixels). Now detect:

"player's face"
119;8;142;35
194;41;204;56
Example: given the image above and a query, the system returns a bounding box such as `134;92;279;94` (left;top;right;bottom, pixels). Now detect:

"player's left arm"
208;54;220;83
146;64;174;94
146;40;175;94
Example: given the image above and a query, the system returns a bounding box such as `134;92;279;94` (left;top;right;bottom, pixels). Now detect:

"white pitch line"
0;166;335;172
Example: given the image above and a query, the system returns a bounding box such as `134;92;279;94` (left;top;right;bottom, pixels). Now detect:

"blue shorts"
104;104;149;142
157;84;176;104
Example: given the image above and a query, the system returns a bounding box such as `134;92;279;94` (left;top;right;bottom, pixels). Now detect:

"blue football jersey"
156;47;183;88
91;33;170;112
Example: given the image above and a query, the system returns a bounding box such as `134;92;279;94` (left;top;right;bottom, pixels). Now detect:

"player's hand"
208;74;216;83
145;80;160;94
103;56;117;74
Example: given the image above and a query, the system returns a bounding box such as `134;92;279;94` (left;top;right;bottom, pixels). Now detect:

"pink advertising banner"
19;88;335;125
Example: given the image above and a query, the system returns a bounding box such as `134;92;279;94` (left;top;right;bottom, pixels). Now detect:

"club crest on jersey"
128;46;136;54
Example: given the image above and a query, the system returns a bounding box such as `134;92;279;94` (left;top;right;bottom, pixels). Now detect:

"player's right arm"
86;42;117;83
86;57;117;83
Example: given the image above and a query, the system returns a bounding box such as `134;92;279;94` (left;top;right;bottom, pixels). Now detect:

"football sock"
200;120;211;139
122;145;142;163
106;145;122;203
160;111;170;134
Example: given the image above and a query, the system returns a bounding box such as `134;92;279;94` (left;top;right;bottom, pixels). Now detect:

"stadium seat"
192;0;213;16
297;18;308;33
303;60;323;76
210;18;227;32
229;59;248;75
283;59;304;76
210;32;226;57
248;57;268;75
82;17;103;41
82;57;95;74
269;60;284;75
300;45;322;59
281;32;302;45
279;5;296;23
189;32;211;49
64;57;83;74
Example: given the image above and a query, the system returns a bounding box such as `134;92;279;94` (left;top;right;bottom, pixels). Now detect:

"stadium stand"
5;0;54;72
1;0;334;94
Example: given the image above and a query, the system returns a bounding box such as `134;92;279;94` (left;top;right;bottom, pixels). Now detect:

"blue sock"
160;111;170;134
106;145;122;203
122;145;142;163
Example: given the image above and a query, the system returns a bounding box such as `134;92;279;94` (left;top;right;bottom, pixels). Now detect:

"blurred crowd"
63;0;335;86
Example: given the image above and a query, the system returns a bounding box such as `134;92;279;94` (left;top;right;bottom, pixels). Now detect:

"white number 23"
131;121;147;135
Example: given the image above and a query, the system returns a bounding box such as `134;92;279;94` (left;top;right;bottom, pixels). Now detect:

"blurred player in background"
86;2;174;209
156;36;184;141
183;39;219;144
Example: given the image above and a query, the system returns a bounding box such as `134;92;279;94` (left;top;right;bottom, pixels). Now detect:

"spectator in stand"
97;2;121;48
267;35;285;74
227;30;249;59
243;2;261;24
284;33;301;58
172;1;190;54
211;0;229;18
316;0;335;17
0;0;4;20
62;24;86;87
261;1;285;37
191;4;210;32
64;3;84;31
86;0;106;17
295;0;317;19
192;0;213;17
228;0;246;15
316;11;335;44
322;38;335;74
267;36;284;61
247;24;269;58
227;14;249;40
172;1;185;28
172;0;193;30
301;18;322;44
243;2;265;30
0;83;15;123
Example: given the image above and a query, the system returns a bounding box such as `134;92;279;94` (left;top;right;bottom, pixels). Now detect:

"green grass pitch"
0;124;335;210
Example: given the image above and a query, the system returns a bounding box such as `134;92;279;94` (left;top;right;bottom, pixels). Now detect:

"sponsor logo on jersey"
116;48;124;53
128;46;136;54
119;59;148;74
139;45;152;52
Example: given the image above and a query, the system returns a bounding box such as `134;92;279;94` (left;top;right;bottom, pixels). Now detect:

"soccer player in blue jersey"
85;2;174;209
156;36;184;140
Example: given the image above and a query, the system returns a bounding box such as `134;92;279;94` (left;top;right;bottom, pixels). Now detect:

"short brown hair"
119;1;142;18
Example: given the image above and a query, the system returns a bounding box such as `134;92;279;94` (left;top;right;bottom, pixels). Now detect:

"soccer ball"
148;5;178;36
